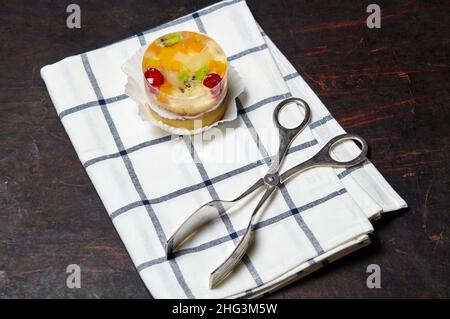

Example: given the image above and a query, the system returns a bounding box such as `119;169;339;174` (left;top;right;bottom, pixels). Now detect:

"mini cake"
142;31;228;129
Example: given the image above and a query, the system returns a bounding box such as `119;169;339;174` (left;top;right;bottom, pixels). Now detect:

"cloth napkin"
41;0;407;299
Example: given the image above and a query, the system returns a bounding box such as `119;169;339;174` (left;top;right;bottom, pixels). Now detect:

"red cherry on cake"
144;68;164;87
203;73;222;88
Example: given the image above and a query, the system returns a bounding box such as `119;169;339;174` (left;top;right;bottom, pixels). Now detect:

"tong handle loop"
280;133;368;184
269;98;312;174
315;133;368;168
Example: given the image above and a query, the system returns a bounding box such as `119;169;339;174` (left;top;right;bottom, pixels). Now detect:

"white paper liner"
121;44;244;135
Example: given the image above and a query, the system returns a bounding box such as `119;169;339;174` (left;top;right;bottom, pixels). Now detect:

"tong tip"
209;274;218;289
209;268;229;289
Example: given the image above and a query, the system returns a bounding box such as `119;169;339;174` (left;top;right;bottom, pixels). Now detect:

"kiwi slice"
178;70;190;83
176;66;211;93
194;65;209;82
159;33;182;47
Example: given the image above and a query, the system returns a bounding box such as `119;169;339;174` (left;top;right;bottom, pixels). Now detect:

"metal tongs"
166;97;368;288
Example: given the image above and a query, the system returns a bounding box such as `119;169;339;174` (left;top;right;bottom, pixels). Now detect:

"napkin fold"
41;0;406;298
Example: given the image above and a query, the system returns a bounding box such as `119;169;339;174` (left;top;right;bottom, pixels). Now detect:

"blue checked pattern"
80;53;195;297
41;0;403;298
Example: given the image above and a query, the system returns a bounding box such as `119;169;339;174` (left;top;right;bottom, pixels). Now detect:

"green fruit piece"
178;70;190;82
194;65;209;82
159;33;182;46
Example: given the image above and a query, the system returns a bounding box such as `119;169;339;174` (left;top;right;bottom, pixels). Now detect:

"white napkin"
40;0;407;299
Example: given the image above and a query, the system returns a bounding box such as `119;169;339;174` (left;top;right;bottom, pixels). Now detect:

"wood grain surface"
0;0;449;298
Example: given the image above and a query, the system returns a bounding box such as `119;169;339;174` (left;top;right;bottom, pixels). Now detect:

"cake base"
146;100;228;130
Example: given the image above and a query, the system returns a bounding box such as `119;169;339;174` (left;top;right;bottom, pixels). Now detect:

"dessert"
142;31;228;129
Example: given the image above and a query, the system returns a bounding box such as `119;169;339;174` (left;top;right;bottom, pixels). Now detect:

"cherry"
203;73;222;88
144;68;164;87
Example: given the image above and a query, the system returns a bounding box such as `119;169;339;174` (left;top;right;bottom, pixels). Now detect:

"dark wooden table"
1;0;449;298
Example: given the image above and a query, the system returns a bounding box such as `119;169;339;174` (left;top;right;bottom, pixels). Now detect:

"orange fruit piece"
159;47;184;71
184;37;205;53
173;41;188;54
142;43;162;71
159;47;176;64
208;60;227;76
159;81;174;95
157;94;169;105
143;58;160;71
148;42;161;55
